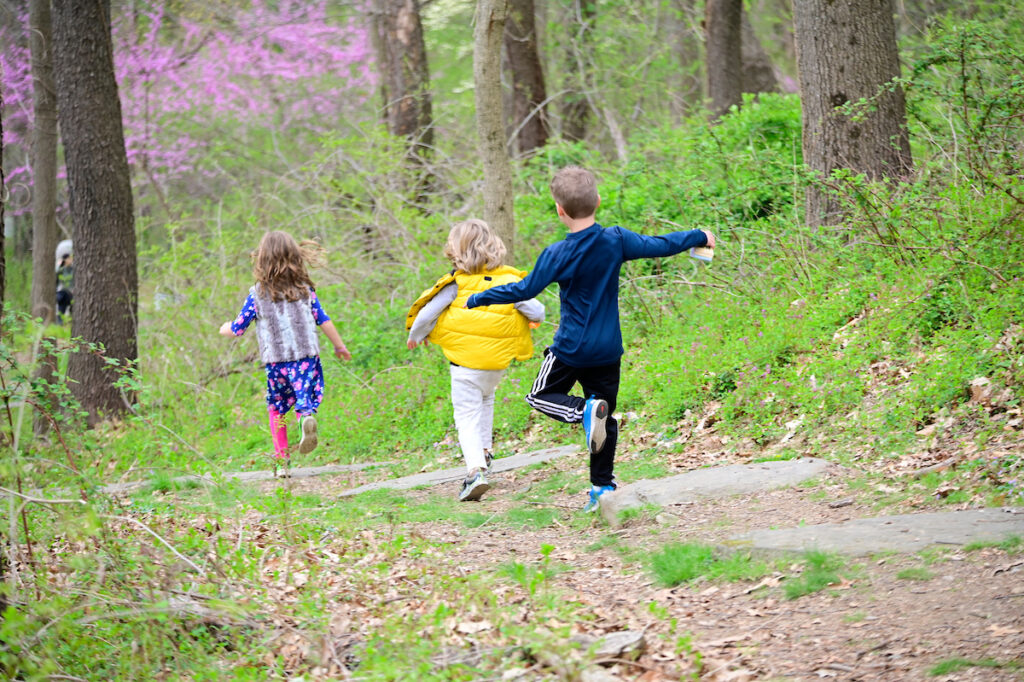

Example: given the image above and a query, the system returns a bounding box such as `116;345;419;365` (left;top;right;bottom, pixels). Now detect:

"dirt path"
283;454;1024;681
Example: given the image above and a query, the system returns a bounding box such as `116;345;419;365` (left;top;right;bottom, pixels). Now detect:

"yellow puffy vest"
405;267;534;370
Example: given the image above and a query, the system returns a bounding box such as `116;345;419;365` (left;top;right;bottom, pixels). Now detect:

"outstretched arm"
620;227;711;260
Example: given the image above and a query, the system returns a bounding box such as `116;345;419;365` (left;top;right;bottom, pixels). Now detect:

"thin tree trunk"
29;0;58;327
475;0;516;261
53;0;139;425
372;0;434;161
29;0;60;437
793;0;913;226
0;41;6;331
504;0;549;155
741;10;778;95
705;0;743;118
560;0;594;142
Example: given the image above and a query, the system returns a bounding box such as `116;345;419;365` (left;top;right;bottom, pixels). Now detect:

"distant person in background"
465;165;716;513
406;219;544;502
219;231;352;475
55;240;74;324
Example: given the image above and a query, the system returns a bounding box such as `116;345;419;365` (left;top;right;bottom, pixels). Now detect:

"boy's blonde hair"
251;230;326;302
550;165;599;219
444;219;507;274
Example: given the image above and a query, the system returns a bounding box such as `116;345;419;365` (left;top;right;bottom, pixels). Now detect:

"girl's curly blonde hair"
251;230;326;302
443;219;507;274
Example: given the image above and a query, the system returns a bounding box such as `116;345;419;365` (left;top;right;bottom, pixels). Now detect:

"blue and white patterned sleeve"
229;293;258;335
310;289;331;325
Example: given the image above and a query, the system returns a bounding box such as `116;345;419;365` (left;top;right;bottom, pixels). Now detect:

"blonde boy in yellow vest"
406;219;545;501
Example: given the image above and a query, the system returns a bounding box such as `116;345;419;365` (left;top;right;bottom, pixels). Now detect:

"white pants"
450;364;506;472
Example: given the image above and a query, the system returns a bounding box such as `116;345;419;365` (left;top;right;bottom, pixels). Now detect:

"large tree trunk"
475;0;516;261
372;0;434;161
560;0;594;142
504;0;549;156
793;0;913;226
52;0;139;425
741;11;779;95
29;0;60;437
705;0;743;118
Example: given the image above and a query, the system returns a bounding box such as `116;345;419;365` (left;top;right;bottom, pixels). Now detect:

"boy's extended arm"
319;320;352;360
466;251;555;308
621;227;711;260
408;282;457;348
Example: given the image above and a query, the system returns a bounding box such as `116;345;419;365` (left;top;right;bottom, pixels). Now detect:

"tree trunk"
29;0;59;327
29;0;61;437
52;0;139;425
741;10;779;95
560;0;594;142
670;0;704;119
0;50;6;331
475;0;516;261
372;0;434;160
705;0;743;119
504;0;549;156
793;0;913;226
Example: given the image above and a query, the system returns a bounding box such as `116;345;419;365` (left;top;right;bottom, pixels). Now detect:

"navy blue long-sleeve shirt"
466;223;708;367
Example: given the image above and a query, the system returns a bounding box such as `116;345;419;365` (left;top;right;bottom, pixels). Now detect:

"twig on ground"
99;514;202;573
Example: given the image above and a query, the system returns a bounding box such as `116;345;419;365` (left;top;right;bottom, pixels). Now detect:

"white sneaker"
459;469;491;502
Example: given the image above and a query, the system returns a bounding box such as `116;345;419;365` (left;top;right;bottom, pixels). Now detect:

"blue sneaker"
582;397;609;454
583;484;615;513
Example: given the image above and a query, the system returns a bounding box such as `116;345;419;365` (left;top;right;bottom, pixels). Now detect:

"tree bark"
560;0;595;142
475;0;516;261
504;0;549;156
29;0;59;327
705;0;743;118
29;0;61;437
741;10;778;95
0;46;6;331
372;0;434;159
793;0;913;226
52;0;139;425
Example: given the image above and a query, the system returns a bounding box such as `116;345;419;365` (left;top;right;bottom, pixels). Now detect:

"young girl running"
220;231;351;473
406;219;544;501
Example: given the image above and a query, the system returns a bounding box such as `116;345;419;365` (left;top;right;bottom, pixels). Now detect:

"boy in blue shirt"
466;166;715;512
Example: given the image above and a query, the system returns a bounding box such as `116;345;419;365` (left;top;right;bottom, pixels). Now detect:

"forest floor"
263;436;1024;682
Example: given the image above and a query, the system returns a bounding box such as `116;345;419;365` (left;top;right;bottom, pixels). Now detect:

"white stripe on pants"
450;364;506;472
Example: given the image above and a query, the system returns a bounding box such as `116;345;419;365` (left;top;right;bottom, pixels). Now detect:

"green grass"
928;657;1023;676
649;543;771;587
783;551;850;600
896;567;935;581
963;535;1022;553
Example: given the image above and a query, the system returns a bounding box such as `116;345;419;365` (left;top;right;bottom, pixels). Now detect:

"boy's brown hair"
550;166;599;219
251;230;325;302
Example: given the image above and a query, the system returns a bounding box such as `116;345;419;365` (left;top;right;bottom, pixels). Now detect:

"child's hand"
218;321;235;337
702;230;716;249
529;321;540;329
407;338;425;350
334;345;352;361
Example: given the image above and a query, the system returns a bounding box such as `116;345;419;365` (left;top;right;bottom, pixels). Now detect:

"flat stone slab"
727;507;1024;556
338;445;578;497
100;462;388;495
599;458;832;526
